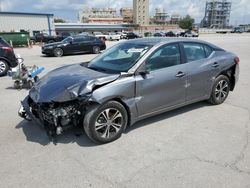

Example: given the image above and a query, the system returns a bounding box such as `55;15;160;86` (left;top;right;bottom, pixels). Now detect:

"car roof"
123;37;223;50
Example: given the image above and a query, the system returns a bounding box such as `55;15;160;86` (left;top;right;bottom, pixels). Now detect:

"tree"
54;18;66;23
179;15;195;30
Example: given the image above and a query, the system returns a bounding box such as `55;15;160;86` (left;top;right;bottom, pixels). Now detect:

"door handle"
176;71;185;78
212;62;219;67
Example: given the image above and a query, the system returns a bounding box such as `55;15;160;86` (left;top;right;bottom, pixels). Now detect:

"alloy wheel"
0;61;6;73
95;108;123;139
215;80;229;102
54;48;63;57
93;46;100;54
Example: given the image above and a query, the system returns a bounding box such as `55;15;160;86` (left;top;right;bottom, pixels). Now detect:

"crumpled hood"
29;64;119;103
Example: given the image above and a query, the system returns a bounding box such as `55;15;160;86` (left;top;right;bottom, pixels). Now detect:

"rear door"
181;42;217;101
80;36;94;52
65;37;82;54
135;43;188;116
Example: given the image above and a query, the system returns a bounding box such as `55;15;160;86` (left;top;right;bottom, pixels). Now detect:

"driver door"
135;43;187;117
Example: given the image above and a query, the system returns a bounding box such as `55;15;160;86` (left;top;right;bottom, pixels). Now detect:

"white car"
184;31;199;37
93;32;107;40
107;32;120;41
116;32;127;39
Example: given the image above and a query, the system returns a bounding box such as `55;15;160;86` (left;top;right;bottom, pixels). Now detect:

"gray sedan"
19;38;239;144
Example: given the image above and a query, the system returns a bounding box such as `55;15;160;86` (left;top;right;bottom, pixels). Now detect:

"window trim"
144;42;183;72
203;44;214;58
181;42;208;63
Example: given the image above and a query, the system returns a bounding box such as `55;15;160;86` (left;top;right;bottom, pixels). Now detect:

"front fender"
89;76;138;125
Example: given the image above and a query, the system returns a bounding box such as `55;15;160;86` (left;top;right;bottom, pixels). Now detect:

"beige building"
133;0;149;25
120;8;133;24
79;7;123;24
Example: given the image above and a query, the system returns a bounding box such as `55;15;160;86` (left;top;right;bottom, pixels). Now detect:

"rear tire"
53;48;63;57
0;60;9;77
208;75;230;105
93;46;100;54
84;101;128;144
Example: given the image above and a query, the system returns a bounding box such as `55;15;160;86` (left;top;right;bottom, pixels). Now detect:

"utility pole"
0;0;2;12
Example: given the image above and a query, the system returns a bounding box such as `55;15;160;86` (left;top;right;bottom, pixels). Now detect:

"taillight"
234;57;240;64
1;46;13;53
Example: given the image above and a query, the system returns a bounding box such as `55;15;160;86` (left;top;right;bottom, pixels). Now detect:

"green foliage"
54;18;66;23
179;15;195;30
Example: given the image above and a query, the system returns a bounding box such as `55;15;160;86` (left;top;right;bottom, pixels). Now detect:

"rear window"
88;36;99;41
204;45;213;57
183;43;206;62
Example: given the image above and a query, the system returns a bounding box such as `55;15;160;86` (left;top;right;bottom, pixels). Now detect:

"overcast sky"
0;0;249;25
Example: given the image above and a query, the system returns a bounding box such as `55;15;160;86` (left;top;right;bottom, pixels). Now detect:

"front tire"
84;101;128;144
0;60;9;77
53;48;63;57
208;75;230;105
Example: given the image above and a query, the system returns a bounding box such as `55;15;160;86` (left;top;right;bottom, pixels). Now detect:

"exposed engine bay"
19;95;91;140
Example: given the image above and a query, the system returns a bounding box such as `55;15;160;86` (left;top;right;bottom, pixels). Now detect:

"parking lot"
0;34;250;188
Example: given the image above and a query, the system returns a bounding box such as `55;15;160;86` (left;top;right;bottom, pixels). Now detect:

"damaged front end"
18;63;120;140
19;94;91;139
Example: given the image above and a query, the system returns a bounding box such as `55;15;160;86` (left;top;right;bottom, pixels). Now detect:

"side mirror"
137;63;149;76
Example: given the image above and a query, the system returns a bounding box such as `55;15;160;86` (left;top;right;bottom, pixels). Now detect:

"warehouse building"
0;12;55;36
55;23;132;35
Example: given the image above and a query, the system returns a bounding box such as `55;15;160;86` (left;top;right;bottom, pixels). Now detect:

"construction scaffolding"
153;8;169;25
201;0;232;29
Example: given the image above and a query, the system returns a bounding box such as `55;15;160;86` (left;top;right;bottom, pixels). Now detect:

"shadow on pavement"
15;120;96;147
126;101;210;133
40;52;94;58
15;101;210;146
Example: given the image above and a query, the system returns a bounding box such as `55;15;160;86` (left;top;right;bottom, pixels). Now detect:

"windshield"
88;42;152;73
62;36;73;43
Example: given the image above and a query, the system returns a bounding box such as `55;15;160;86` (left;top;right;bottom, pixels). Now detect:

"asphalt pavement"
0;34;250;188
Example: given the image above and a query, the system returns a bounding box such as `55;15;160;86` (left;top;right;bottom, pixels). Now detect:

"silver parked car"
19;38;239;144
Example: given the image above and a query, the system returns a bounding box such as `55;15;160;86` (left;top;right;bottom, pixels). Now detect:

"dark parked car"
30;33;64;44
231;27;243;33
19;38;239;144
42;35;106;57
0;37;18;76
126;32;140;39
165;31;177;37
153;33;165;37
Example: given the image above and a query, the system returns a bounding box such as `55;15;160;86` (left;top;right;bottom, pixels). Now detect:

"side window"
183;43;206;62
74;37;85;42
146;44;181;71
204;45;213;57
